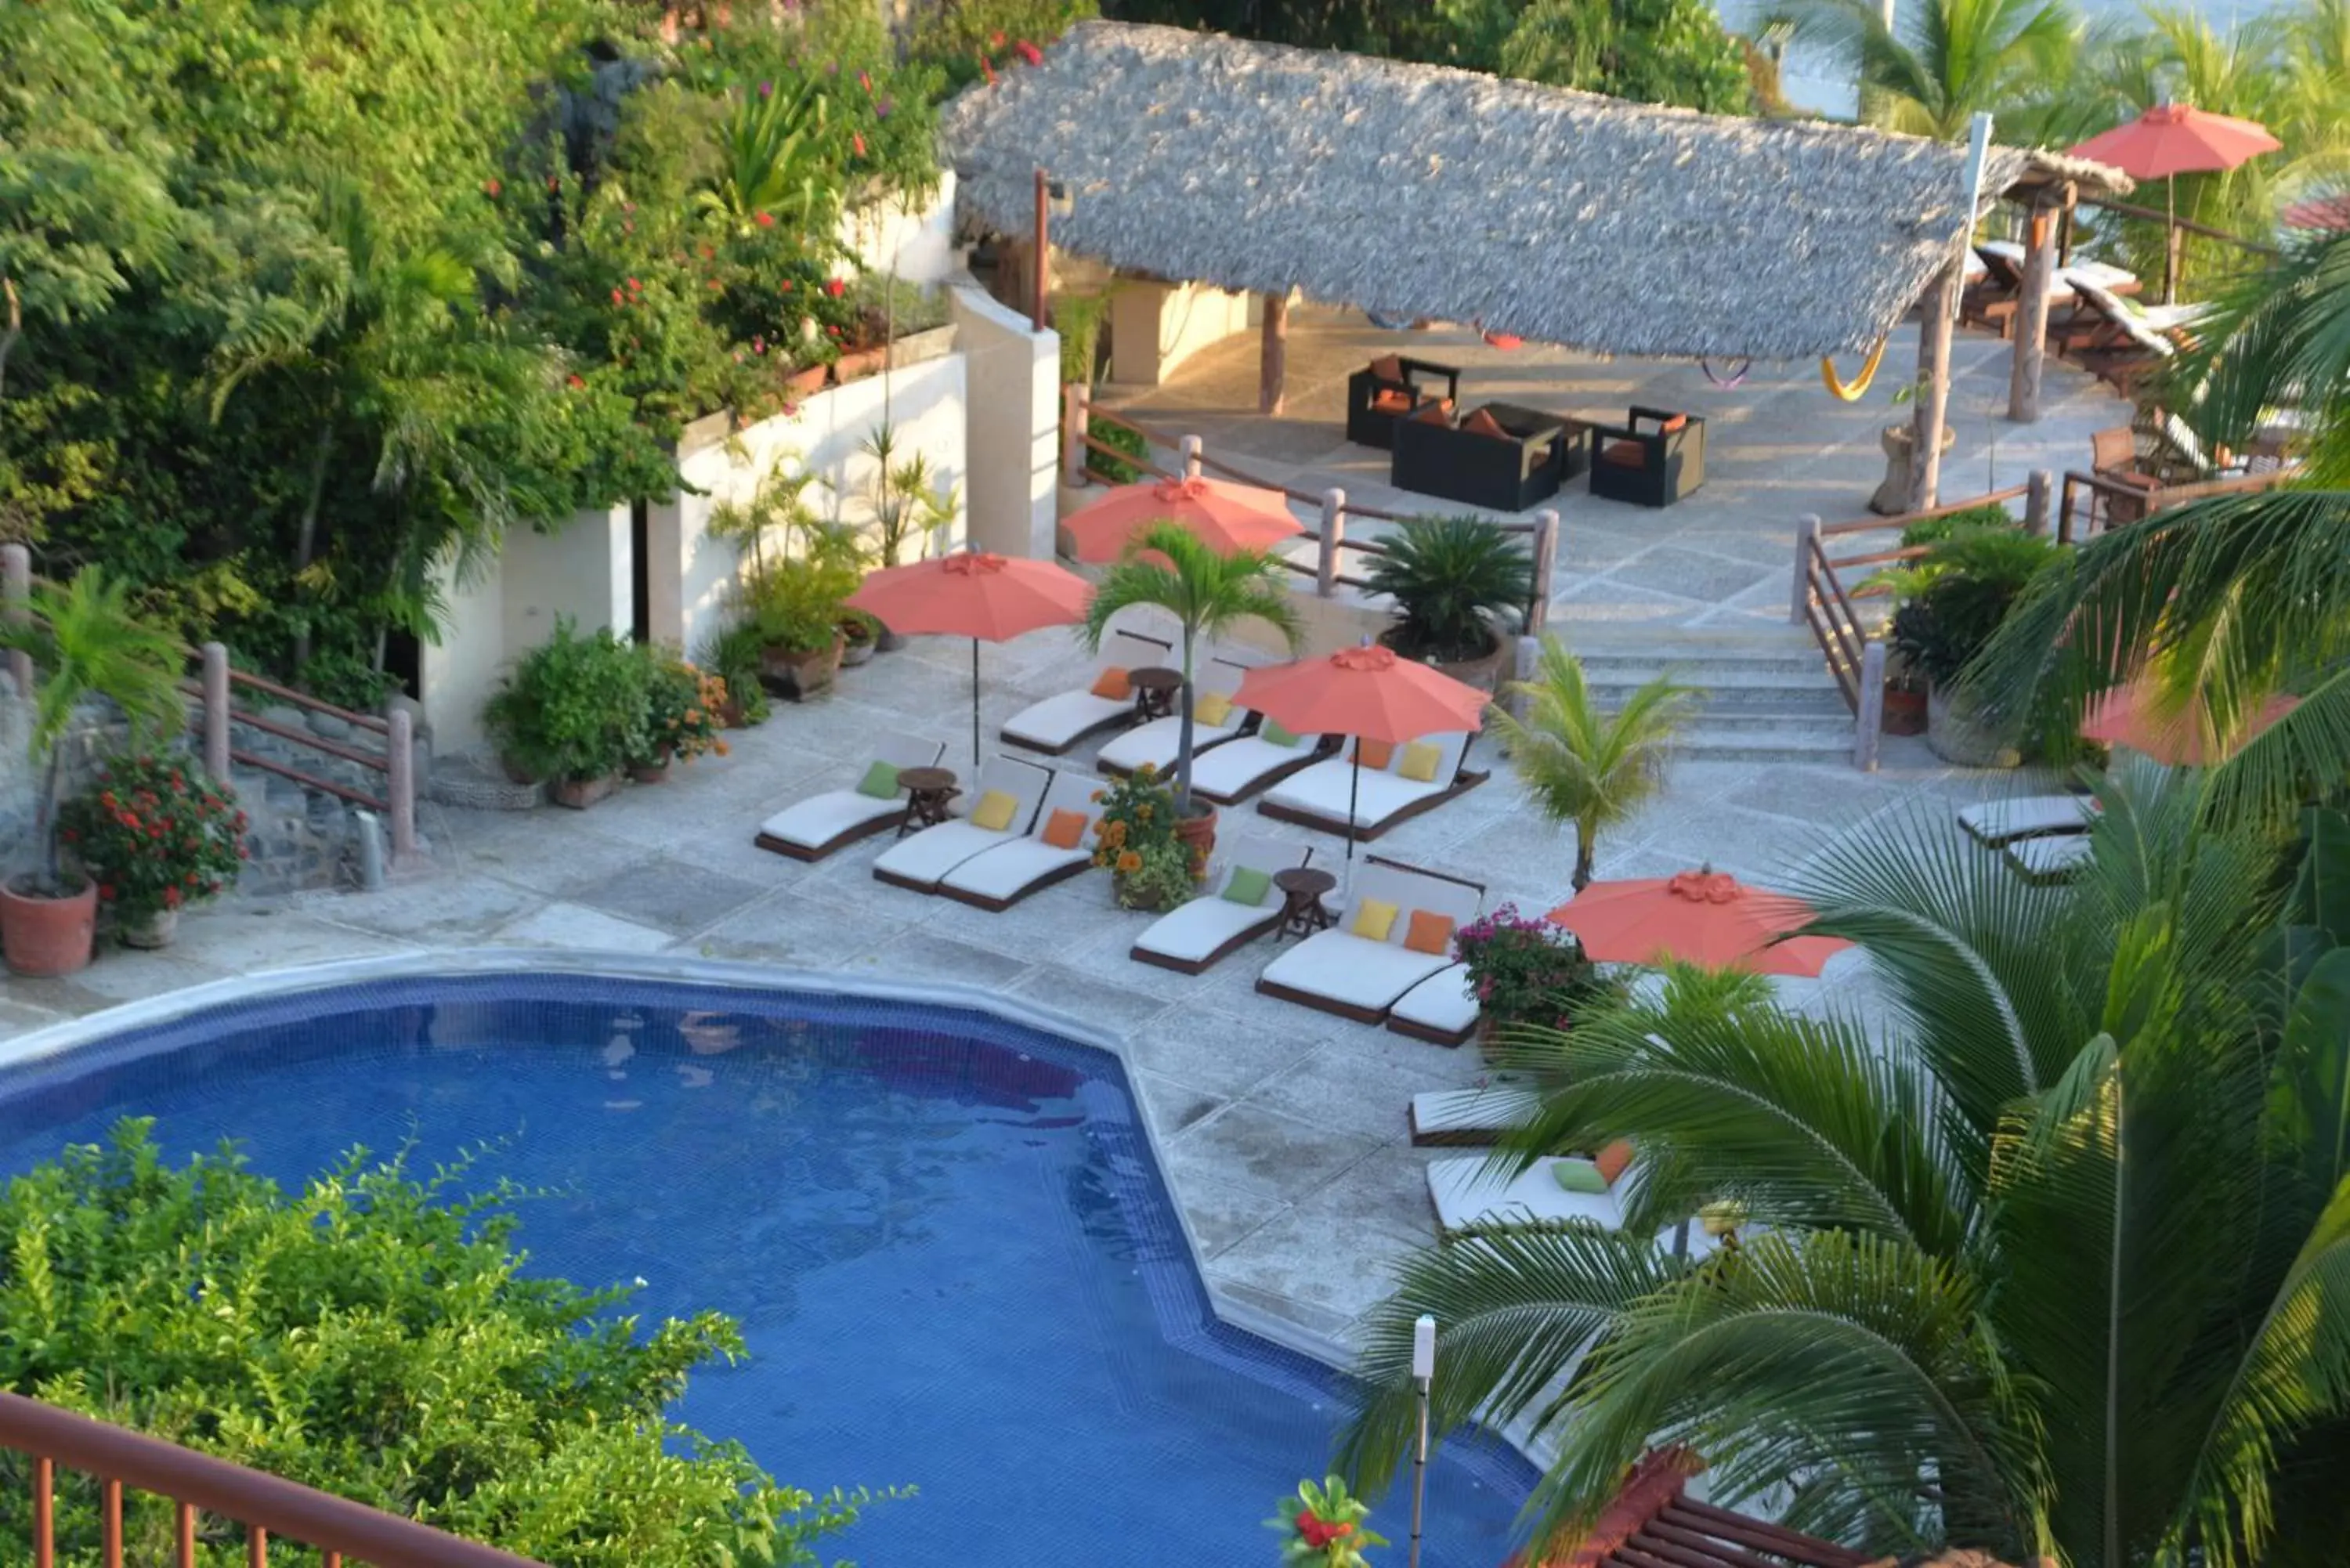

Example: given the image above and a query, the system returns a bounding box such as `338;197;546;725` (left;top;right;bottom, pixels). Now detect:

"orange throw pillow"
1354;738;1395;770
1090;667;1131;700
1593;1140;1634;1186
1600;439;1646;468
1658;414;1688;433
1462;407;1512;442
1042;807;1086;850
1404;909;1455;956
1368;354;1405;383
1371;388;1413;414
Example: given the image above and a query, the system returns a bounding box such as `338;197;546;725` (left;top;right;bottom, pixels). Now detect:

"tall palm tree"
1081;522;1303;814
1487;634;1697;891
1775;0;2077;139
1341;764;2350;1567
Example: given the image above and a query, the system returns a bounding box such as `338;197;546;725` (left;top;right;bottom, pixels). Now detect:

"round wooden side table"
895;766;959;836
1272;866;1337;942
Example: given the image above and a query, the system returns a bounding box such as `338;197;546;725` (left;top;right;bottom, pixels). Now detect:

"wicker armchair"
1346;355;1461;450
1587;407;1705;508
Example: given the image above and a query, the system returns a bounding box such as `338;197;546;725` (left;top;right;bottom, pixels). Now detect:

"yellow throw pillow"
969;789;1019;832
1397;741;1442;783
1194;692;1235;727
1350;898;1399;942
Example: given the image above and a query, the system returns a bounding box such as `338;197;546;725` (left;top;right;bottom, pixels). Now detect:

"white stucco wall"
841;171;956;288
949;276;1058;560
1109;279;1256;386
420;552;507;756
502;502;633;657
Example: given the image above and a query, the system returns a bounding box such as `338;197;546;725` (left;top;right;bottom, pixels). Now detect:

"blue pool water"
0;975;1531;1566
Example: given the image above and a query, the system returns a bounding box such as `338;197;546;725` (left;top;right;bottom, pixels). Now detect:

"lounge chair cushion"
941;838;1089;903
1601;439;1644;468
1554;1158;1609;1194
1370;388;1412;414
856;761;901;800
872;822;1018;887
1260;930;1452;1012
1090;667;1131;700
970;790;1019;832
757;791;902;851
1398;742;1441;783
1428;1156;1623;1233
1408;1083;1534;1140
1042;807;1086;849
1958;793;2097;845
1260;721;1300;748
1261;741;1470;832
1462;407;1511;442
1391;966;1480;1040
1355;738;1394;770
1223;865;1272;906
1404;909;1455;956
1194;692;1234;726
1352;898;1399;941
1132;898;1269;964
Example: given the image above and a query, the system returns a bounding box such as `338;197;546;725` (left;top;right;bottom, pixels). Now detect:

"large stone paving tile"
1159;1102;1381;1203
567;857;765;936
1170;1172;1290;1259
847;930;1037;991
1006;964;1177;1039
1131;1069;1225;1140
309;875;541;942
1116;1006;1324;1099
1278;1142;1445;1248
682;890;912;970
1249;1042;1462;1143
1207;1203;1422;1324
164;905;425;973
1606;544;1777;605
489;901;675;954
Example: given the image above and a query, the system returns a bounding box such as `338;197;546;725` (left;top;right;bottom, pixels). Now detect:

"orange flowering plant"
635;648;732;768
59;754;248;926
1088;764;1196;910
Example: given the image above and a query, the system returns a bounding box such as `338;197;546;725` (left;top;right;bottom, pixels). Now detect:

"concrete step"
1577;649;1838;681
1665;706;1860;736
1673;726;1857;765
1585;667;1846;699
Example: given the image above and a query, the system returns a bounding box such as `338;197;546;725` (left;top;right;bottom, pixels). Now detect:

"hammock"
1819;337;1889;403
1701;358;1751;388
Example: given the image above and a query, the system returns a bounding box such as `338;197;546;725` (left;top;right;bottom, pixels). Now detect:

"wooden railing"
2057;464;2295;542
0;1390;544;1567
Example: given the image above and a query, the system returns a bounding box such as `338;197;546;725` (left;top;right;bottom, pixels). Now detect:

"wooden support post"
1;543;29;699
387;708;417;863
1030;168;1049;333
2008;190;2064;423
2026;469;2053;534
1259;292;1289;416
201;643;232;783
1317;490;1346;599
1061;384;1089;486
1853;640;1887;773
1790;515;1820;625
2164;218;2184;308
1527;510;1559;638
1180;434;1202;481
1908;262;1958;513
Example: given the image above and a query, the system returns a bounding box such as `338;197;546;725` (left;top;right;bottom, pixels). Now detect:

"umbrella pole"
971;638;982;771
1347;752;1361;865
2164;174;2178;305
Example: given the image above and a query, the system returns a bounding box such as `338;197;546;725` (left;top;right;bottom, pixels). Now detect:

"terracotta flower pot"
1173;804;1218;876
551;773;621;810
761;634;846;699
628;755;672;785
1112;873;1170;912
784;364;829;397
831;346;886;385
1882;684;1928;736
1;876;99;976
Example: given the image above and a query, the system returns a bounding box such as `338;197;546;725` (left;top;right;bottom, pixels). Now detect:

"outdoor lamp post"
1409;1313;1436;1568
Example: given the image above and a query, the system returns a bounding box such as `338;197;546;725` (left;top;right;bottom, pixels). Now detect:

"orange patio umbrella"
846;550;1092;767
1232;643;1488;862
2069;104;2282;302
1064;475;1305;563
1546;869;1850;977
2080;677;2299;765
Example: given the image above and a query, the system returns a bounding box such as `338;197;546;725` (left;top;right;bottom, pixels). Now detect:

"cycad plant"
1341;764;2350;1567
1083;522;1303;814
698;81;831;233
1364;515;1535;665
1774;0;2077;138
1486;634;1697;890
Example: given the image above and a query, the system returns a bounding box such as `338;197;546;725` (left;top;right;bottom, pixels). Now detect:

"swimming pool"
0;972;1531;1565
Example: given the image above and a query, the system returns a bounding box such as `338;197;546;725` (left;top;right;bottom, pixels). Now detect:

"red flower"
823;277;847;298
237;845;251;861
547;175;561;192
990;29;1006;45
851;132;866;157
1014;38;1043;66
610;287;625;305
1296;1510;1354;1550
755;211;775;227
483;178;502;198
566;373;585;389
98;885;115;901
980;56;996;84
858;70;872;92
779;280;794;292
627;276;642;293
164;886;183;909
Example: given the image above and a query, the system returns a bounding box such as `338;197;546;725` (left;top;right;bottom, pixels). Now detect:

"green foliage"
635;645;730;767
1430;0;1755;109
1054;291;1114;387
1343;768;2350;1567
1087;418;1151;485
1365;515;1535;663
1452;903;1607;1032
58;753;248;925
1488;634;1697;889
854;421;960;568
0;1119;884;1566
481;617;649;783
1775;0;2075;137
1897;502;2023;549
1266;1475;1389;1567
906;0;1100;92
1885;525;2060;688
2171;224;2350;487
704;620;776;726
1088;764;1194;905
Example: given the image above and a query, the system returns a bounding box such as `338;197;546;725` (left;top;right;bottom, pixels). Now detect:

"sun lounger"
1188;727;1332;805
1427;1155;1627;1233
1095;656;1250;777
1256;732;1486;841
2005;833;2093;883
753;734;947;861
1957;793;2098;847
1387;962;1480;1046
936;771;1106;910
1256;859;1484;1023
1000;630;1172;755
1408;1085;1538;1146
871;754;1053;892
1129;834;1314;974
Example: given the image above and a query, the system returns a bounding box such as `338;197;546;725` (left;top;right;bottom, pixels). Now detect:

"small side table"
1272;867;1337;943
895;766;959;836
1128;666;1183;724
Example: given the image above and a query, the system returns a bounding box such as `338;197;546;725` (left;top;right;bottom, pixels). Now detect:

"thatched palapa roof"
942;23;2132;362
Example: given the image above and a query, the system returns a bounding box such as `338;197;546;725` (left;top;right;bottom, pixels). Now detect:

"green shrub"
1086;419;1150;485
1898;502;2022;549
0;1119;887;1566
482;618;649;783
1886;528;2062;688
59;753;248;926
1365;515;1536;663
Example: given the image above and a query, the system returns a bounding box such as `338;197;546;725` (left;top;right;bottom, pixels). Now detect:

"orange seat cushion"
1090;667;1131;700
1367;354;1405;383
1042;808;1086;850
1462;407;1512;442
1404;909;1456;956
1593;1140;1633;1185
1658;414;1689;433
1409;402;1451;425
1354;738;1395;770
1370;388;1414;414
1600;439;1647;468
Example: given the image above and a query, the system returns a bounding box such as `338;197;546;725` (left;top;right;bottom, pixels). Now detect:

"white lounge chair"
1000;630;1172;755
937;771;1106;911
1408;1085;1538;1147
1257;732;1486;842
1188;724;1329;805
2005;833;2094;883
1129;834;1314;974
752;734;946;862
1095;656;1250;778
1256;860;1484;1023
1427;1154;1629;1233
1958;793;2098;847
871;755;1054;893
1387;962;1480;1046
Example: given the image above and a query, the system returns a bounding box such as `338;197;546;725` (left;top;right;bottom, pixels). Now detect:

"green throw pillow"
1552;1158;1608;1194
1260;720;1300;749
1222;865;1273;907
856;761;902;800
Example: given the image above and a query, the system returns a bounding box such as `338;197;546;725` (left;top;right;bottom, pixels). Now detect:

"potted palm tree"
1486;634;1697;890
1363;515;1536;692
0;567;188;974
1083;521;1303;865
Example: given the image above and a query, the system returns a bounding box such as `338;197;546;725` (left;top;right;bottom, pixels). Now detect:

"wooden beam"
2008;186;2066;423
1259;291;1289;415
1908;258;1959;512
1030;168;1050;332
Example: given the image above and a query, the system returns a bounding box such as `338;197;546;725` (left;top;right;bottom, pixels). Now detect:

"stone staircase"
1567;627;1856;766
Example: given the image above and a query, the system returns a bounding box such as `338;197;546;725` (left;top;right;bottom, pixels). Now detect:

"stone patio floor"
0;624;2062;1364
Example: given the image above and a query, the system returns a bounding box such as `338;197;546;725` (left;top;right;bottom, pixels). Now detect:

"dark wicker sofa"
1390;402;1578;512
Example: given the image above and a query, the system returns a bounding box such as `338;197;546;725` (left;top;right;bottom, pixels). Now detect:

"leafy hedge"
0;1120;886;1566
